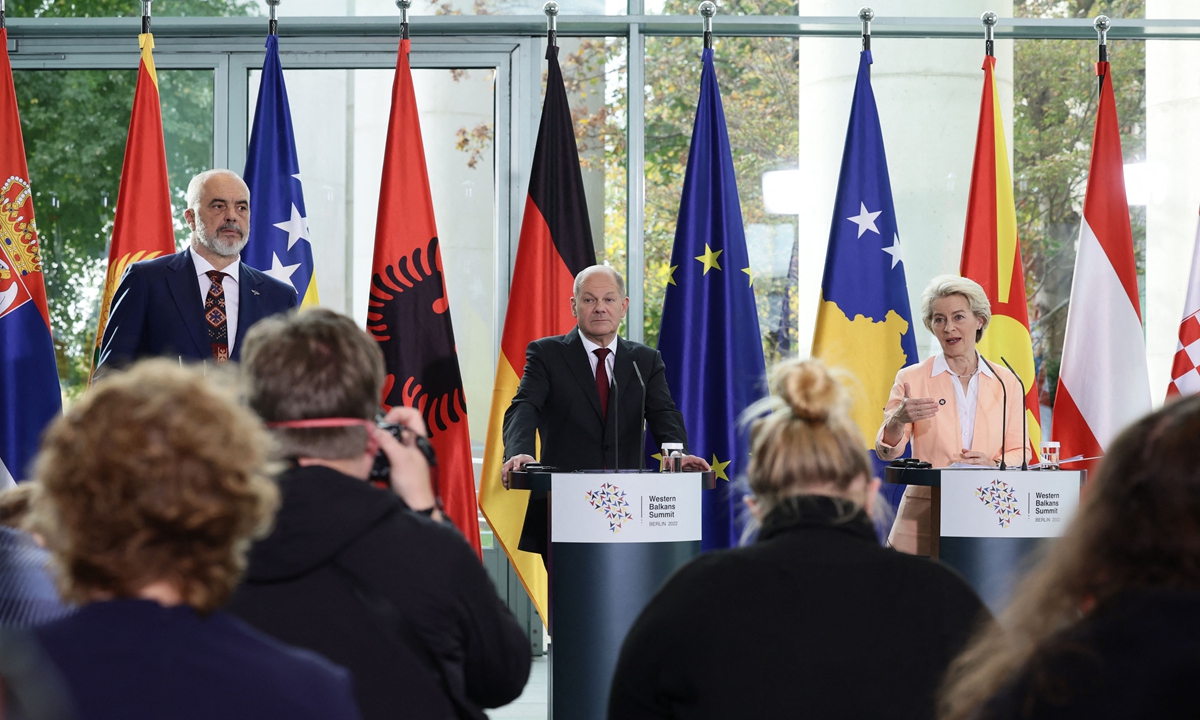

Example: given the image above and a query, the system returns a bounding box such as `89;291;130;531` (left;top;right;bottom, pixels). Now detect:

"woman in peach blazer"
876;275;1029;555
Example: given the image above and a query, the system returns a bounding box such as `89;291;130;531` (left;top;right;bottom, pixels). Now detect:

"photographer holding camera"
227;308;531;720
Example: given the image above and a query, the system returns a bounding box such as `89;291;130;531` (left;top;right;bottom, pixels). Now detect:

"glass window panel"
17;68;213;398
249;66;497;454
9;1;255;18
252;0;624;17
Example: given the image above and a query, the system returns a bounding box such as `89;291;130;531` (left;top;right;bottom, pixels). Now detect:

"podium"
885;467;1084;612
509;469;714;720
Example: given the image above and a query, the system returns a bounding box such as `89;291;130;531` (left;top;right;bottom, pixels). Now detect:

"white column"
1145;0;1200;404
796;1;1014;358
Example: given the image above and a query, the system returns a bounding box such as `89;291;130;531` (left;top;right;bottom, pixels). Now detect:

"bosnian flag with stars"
243;33;317;306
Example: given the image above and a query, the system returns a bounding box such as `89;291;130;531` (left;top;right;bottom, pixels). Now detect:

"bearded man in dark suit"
94;169;296;374
501;265;709;557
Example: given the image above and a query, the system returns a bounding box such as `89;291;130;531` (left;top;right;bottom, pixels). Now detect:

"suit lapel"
613;337;637;410
234;263;263;352
167;249;213;359
564;328;605;421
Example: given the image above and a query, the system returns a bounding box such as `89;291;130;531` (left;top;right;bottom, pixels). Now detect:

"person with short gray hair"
875;274;1029;555
94;169;297;373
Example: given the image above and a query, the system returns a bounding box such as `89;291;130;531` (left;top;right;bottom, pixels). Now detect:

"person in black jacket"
228;308;531;720
608;359;990;720
940;394;1200;720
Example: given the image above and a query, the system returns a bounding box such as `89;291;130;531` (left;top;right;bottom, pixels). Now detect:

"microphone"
609;354;619;472
1000;356;1028;471
978;354;1007;471
632;361;647;471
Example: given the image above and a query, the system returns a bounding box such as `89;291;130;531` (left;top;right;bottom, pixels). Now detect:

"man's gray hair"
573;265;626;298
185;169;247;215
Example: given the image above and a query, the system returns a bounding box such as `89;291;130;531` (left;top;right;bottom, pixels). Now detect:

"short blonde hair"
29;360;279;614
920;275;991;343
744;359;871;518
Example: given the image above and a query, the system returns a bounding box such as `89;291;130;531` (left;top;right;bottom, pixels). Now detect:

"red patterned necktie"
204;270;229;363
594;348;611;417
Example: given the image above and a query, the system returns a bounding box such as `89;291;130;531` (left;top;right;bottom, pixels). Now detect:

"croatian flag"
1166;208;1200;398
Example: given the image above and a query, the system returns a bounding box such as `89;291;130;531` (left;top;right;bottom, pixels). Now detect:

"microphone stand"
632;361;647;471
978;354;1007;470
610;354;619;471
1001;357;1029;471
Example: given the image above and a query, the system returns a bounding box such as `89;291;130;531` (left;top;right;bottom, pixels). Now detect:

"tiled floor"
486;655;548;720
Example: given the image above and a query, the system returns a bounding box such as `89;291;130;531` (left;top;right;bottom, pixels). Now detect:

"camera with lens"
369;417;438;482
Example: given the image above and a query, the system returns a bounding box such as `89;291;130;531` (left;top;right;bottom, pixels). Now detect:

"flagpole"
397;0;410;41
1;0;6;31
267;0;278;36
141;0;151;34
1095;14;1109;64
700;1;714;50
982;11;996;57
859;6;872;52
544;1;558;49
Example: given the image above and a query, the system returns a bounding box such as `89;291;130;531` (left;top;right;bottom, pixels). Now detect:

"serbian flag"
960;54;1041;461
1052;59;1150;471
367;38;480;555
1166;208;1200;397
90;32;175;377
0;26;60;487
478;45;596;624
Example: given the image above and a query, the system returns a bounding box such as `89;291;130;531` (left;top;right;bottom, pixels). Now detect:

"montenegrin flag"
367;37;480;556
244;32;318;307
478;45;596;624
91;31;175;378
811;49;918;514
0;26;61;487
1052;58;1150;472
960;53;1041;461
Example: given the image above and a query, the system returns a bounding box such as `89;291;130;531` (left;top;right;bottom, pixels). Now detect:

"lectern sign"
940;470;1083;539
550;473;703;543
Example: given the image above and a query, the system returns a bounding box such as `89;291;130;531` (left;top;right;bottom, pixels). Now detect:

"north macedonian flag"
91;32;175;378
478;45;596;624
960;53;1041;461
367;37;480;555
0;26;61;487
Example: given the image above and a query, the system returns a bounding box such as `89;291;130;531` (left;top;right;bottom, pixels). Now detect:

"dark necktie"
594;348;611;417
204;270;230;363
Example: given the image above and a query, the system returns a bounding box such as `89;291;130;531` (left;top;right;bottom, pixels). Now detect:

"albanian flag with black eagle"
367;37;480;556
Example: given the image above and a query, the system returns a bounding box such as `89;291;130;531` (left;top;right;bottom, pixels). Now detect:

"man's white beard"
194;222;249;258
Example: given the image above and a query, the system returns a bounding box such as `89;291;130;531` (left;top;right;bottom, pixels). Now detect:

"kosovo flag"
811;50;919;514
657;47;767;551
243;33;317;306
0;30;59;488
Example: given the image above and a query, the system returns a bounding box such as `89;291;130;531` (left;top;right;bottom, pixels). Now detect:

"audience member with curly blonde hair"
21;360;362;720
939;394;1200;720
609;359;990;720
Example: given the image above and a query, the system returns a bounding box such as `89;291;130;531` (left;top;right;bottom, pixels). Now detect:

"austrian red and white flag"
1166;210;1200;398
1052;60;1150;471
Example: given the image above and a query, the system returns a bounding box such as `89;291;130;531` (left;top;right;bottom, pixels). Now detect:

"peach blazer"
875;355;1030;555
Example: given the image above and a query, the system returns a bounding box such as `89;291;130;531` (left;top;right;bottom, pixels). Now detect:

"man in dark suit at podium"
501;265;709;557
94;169;297;374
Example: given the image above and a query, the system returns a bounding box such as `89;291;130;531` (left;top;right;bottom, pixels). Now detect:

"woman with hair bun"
608;359;990;720
940;394;1200;720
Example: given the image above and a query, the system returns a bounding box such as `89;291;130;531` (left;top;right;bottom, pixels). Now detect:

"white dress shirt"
931;351;995;450
191;249;241;354
580;334;618;381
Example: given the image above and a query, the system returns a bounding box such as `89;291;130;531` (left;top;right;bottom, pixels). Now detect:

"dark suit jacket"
30;598;361;720
95;247;297;371
503;327;688;554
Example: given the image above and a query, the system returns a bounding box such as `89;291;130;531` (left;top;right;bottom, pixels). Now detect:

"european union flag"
657;48;767;550
811;50;919;514
243;33;317;306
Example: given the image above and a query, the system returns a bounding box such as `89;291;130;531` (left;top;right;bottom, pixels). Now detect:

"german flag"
91;31;175;379
478;45;595;624
960;53;1041;460
367;36;480;556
